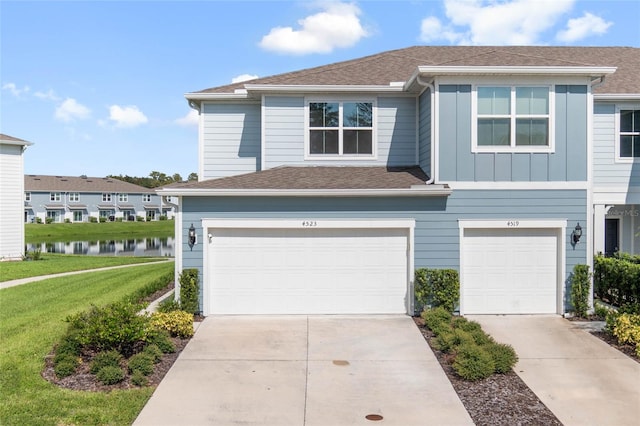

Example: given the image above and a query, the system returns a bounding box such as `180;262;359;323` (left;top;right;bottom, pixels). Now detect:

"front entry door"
605;218;619;256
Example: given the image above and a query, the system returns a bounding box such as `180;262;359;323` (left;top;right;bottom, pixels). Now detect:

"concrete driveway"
134;315;473;426
469;315;640;426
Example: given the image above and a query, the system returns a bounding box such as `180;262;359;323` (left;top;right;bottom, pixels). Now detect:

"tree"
187;173;198;181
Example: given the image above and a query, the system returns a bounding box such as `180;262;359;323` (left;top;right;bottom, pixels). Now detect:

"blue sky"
2;0;638;179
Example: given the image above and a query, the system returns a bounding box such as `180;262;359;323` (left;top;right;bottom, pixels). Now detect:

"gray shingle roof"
193;46;640;95
0;133;32;145
169;166;430;190
24;175;154;193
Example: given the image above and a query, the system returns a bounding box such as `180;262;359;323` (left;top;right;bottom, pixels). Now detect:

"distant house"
1;134;33;260
159;46;639;316
24;175;175;223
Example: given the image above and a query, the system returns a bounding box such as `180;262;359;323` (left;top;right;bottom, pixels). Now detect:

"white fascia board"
243;84;405;93
157;186;452;197
416;65;617;77
0;139;33;146
594;93;640;101
447;181;589;190
185;92;251;101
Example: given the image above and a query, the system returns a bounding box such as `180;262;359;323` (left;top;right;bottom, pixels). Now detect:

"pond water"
25;237;174;257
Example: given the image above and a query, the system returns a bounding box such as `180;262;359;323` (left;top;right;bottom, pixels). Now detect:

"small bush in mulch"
128;353;154;376
89;350;123;374
453;342;495;381
96;366;125;385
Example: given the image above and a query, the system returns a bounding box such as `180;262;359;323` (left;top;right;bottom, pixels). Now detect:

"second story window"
142;194;152;202
25;192;31;202
619;109;639;159
307;101;374;157
102;193;112;202
474;86;552;152
68;192;79;202
118;193;128;202
50;192;61;202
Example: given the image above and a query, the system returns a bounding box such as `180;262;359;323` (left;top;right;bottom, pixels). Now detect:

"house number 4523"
302;220;317;227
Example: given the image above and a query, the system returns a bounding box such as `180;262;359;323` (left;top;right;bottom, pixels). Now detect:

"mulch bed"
413;317;562;426
591;331;639;363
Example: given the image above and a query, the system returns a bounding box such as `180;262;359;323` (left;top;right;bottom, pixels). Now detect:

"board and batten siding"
201;103;261;179
438;84;588;182
262;96;417;168
180;189;586;312
593;103;640;187
0;144;26;259
418;88;431;175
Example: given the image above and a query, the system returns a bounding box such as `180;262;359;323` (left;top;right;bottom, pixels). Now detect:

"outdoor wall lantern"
188;223;197;250
571;222;582;245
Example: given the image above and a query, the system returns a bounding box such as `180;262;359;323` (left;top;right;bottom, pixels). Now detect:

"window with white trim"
102;193;112;202
142;194;152;202
25;192;31;202
118;193;128;202
68;192;79;202
50;192;61;202
474;86;551;151
619;109;640;159
307;101;374;157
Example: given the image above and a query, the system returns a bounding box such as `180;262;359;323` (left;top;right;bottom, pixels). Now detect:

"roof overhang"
157;185;452;198
0;139;33;147
594;93;640;101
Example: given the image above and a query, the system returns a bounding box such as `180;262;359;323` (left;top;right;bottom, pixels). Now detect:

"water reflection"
26;237;174;257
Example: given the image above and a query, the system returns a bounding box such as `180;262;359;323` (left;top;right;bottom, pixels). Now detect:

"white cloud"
55;98;91;122
421;0;575;45
175;109;199;127
556;12;612;42
231;74;259;83
108;105;148;128
259;2;369;54
2;82;30;97
34;89;60;101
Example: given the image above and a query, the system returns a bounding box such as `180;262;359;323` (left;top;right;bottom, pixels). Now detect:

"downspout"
416;75;436;184
590;75;606;90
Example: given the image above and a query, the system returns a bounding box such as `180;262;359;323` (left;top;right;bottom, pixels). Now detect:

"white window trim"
25;192;31;202
68;192;80;202
142;194;152;202
614;104;640;163
118;193;129;202
471;84;555;153
49;192;61;202
304;97;378;161
102;193;112;202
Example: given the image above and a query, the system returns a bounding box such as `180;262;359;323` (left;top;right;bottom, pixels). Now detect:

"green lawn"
26;220;174;243
0;254;167;282
0;261;174;425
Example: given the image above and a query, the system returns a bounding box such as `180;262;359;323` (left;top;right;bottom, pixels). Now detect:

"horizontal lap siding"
181;189;587;311
593;103;639;187
263;96;416;168
0;145;25;258
439;85;587;182
202;103;261;179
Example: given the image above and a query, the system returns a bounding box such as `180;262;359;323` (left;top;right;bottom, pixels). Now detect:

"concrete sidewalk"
0;259;172;290
470;315;640;426
134;315;473;426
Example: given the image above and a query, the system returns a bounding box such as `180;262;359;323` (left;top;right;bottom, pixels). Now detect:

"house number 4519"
302;220;317;227
507;220;520;227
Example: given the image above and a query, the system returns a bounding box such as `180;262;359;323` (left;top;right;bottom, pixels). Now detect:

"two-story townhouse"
1;134;32;260
25;175;173;223
158;46;640;316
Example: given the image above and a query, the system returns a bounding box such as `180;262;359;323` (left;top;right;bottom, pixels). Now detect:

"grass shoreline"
26;220;174;243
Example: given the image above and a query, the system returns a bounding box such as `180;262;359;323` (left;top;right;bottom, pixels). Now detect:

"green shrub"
131;370;149;386
99;217;107;223
35;217;42;224
452;343;495;381
415;268;459;312
159;215;168;221
54;359;78;378
65;301;150;357
128;353;154;376
24;247;43;261
157;296;181;313
434;329;475;353
147;329;176;353
96;366;125;385
594;254;640;307
484;342;518;373
421;306;452;332
143;344;164;364
89;216;98;223
45;217;54;224
150;311;194;338
123;271;173;305
90;350;123;374
612;313;640;347
179;269;199;314
55;332;82;357
570;264;591;318
469;329;494;346
451;317;482;333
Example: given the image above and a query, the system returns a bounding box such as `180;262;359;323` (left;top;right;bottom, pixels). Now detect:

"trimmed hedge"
179;269;199;314
594;254;640;307
570;264;591;318
415;268;460;312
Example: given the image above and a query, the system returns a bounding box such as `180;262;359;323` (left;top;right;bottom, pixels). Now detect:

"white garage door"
207;227;409;314
462;228;558;314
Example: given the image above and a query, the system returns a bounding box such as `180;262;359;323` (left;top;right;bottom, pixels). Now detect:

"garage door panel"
462;228;558;315
208;227;408;314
